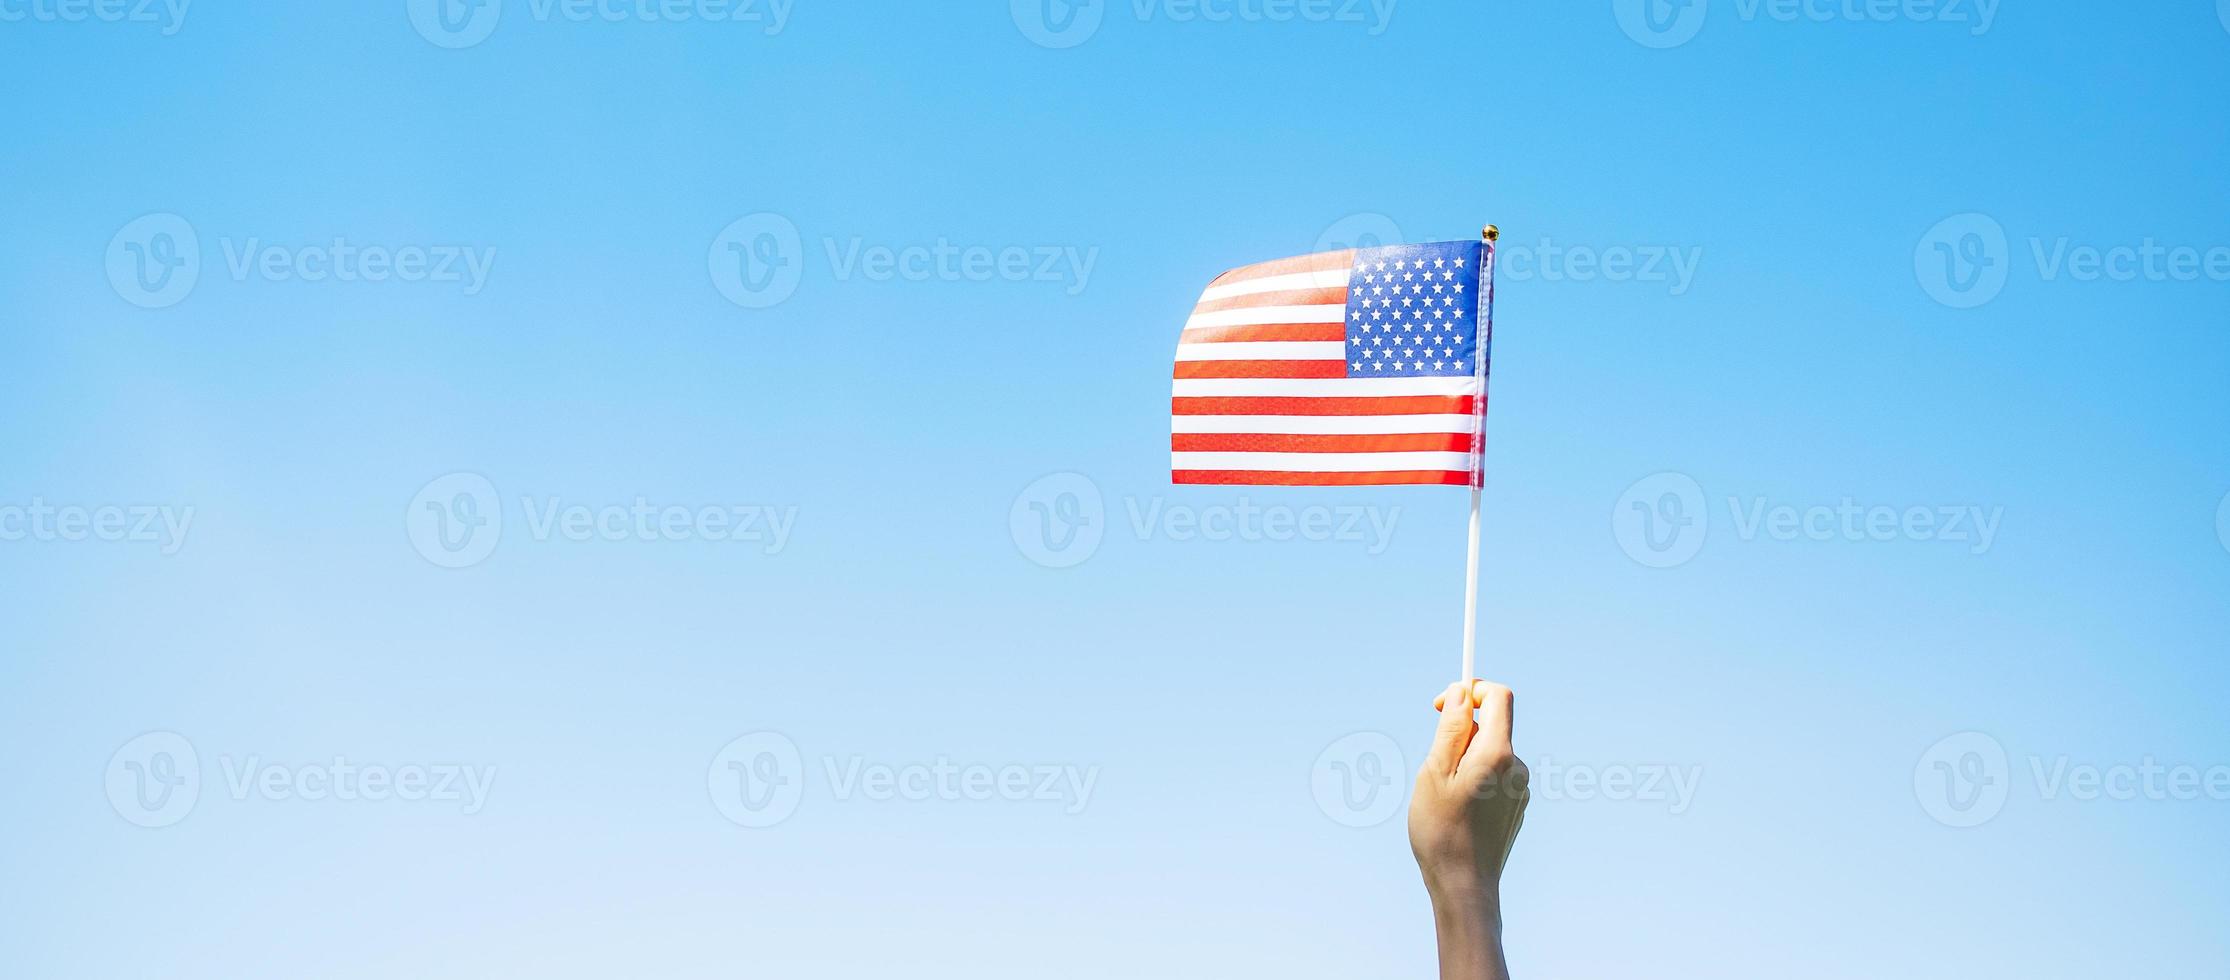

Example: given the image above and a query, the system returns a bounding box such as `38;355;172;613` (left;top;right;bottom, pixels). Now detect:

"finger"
1459;682;1514;771
1433;680;1489;712
1425;681;1476;773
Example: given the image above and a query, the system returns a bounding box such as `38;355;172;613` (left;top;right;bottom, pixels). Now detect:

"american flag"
1172;240;1493;486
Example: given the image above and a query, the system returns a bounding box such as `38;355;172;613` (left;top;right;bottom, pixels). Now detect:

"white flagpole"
1460;482;1483;686
1460;224;1499;688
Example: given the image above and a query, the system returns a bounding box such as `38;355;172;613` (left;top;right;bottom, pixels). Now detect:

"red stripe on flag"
1171;432;1473;454
1172;395;1477;416
1178;323;1347;344
1206;249;1354;287
1190;287;1348;314
1172;360;1346;380
1172;469;1474;487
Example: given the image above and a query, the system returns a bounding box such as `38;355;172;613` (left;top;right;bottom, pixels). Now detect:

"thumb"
1424;681;1476;774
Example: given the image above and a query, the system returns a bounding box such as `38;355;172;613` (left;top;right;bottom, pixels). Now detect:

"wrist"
1427;876;1501;920
1422;862;1499;903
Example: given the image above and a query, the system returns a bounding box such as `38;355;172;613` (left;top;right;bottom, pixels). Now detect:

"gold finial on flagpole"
1482;224;1499;242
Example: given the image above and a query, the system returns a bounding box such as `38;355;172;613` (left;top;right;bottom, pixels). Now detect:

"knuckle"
1466;753;1529;798
1471;750;1524;784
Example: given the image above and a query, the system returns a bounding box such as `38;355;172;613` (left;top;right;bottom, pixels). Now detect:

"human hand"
1409;679;1528;903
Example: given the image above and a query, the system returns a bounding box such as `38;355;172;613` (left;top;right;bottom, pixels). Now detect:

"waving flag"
1172;239;1493;486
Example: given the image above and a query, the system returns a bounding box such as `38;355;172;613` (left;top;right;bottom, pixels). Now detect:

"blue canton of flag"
1345;241;1484;379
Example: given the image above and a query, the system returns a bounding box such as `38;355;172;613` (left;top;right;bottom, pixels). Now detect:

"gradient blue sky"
4;3;2228;977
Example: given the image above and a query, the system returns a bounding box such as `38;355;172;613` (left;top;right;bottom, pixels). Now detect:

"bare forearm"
1430;885;1509;980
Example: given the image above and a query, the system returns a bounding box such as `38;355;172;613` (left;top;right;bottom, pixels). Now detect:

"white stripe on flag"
1171;376;1481;398
1183;304;1345;330
1173;341;1345;362
1170;414;1477;434
1170;451;1475;473
1196;268;1351;302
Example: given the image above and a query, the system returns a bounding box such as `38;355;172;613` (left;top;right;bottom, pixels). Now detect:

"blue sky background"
3;2;2228;977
